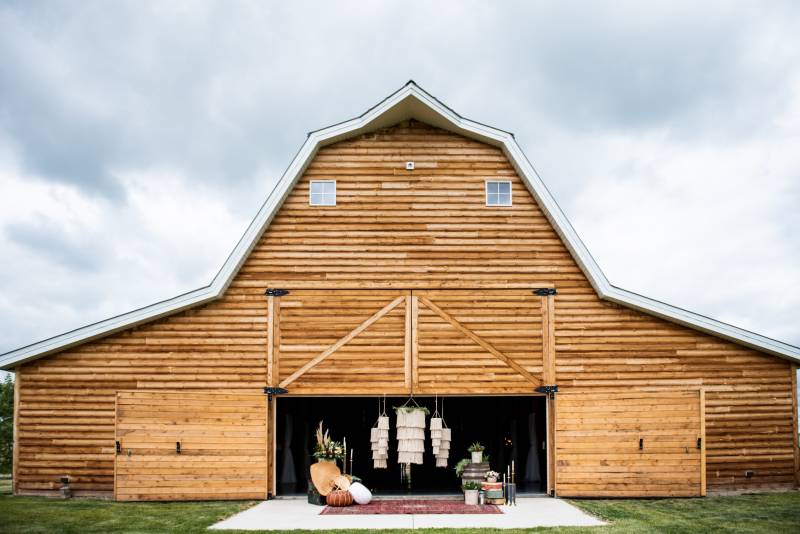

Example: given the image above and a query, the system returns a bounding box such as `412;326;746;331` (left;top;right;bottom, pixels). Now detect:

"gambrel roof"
2;81;798;369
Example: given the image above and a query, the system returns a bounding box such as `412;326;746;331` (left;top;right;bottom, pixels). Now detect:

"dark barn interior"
276;396;547;496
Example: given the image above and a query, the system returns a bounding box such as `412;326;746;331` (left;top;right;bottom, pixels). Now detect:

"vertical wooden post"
542;294;556;385
791;365;799;488
404;293;412;391
265;395;271;499
541;293;557;496
267;296;275;387
411;295;419;391
271;397;277;496
699;388;707;496
546;394;556;496
272;299;281;386
12;368;20;495
266;293;277;497
113;392;118;500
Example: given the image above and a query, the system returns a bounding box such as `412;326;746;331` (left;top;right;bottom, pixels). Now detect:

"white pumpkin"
348;482;372;505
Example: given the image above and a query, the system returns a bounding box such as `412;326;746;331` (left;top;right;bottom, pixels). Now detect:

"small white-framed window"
485;180;512;206
309;180;336;206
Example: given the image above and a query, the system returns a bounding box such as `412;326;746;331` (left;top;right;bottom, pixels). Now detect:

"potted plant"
468;442;485;463
313;421;344;463
463;481;481;505
486;470;500;483
454;458;471;478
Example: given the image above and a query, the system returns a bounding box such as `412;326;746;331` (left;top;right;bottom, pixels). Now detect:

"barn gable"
1;81;798;370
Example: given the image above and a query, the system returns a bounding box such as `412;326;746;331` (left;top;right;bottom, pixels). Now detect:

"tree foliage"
0;375;13;474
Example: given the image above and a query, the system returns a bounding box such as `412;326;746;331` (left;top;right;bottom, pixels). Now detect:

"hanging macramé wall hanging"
394;397;428;465
370;397;389;469
430;396;451;467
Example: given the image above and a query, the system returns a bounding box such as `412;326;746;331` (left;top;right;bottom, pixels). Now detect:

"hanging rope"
400;393;421;409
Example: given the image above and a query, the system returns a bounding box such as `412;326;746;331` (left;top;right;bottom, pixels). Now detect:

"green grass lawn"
0;488;798;534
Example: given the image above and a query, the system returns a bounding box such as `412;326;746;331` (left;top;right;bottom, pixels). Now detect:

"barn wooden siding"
556;390;705;497
275;289;544;395
114;391;268;501
14;295;269;496
13;120;797;497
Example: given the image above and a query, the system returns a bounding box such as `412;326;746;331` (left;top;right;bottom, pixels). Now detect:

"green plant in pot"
462;480;481;505
467;441;485;463
454;458;470;478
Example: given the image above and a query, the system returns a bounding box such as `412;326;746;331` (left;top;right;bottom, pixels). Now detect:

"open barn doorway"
275;396;547;496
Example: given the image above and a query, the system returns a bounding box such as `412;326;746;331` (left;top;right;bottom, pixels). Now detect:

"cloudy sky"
1;1;799;375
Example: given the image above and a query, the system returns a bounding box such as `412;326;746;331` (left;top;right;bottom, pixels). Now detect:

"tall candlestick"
350;448;354;475
511;460;516;505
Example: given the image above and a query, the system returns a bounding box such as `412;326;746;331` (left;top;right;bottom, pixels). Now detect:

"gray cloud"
0;0;798;362
4;219;104;272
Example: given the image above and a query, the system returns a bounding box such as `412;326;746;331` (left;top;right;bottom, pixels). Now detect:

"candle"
350;448;354;475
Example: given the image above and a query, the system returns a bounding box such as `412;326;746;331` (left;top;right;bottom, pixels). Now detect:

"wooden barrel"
461;461;490;487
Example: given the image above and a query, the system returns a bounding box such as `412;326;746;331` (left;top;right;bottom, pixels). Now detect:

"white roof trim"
3;81;799;369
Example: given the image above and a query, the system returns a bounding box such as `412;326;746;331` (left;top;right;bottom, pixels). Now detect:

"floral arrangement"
467;441;485;452
486;470;500;481
313;421;344;460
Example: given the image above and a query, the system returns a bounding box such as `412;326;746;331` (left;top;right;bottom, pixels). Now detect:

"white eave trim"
2;81;798;369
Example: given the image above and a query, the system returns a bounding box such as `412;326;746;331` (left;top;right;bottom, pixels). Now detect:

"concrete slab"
210;497;605;530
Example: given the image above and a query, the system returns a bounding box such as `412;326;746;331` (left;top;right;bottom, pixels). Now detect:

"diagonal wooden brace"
418;296;541;387
279;295;406;388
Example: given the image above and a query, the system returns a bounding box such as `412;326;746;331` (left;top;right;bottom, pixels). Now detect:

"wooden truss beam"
279;295;406;388
418;296;542;387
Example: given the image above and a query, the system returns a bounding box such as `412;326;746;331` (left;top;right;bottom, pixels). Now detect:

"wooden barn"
2;82;798;501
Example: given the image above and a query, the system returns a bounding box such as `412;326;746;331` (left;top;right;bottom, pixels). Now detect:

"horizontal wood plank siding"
277;290;409;394
415;289;543;394
555;294;796;492
15;294;268;496
115;391;267;501
14;120;796;497
556;391;703;497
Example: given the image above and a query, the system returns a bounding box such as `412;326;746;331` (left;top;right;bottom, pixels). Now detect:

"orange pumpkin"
326;489;353;507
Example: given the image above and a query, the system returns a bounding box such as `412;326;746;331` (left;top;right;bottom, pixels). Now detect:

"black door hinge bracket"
533;288;557;296
264;386;288;402
265;288;289;297
536;384;559;399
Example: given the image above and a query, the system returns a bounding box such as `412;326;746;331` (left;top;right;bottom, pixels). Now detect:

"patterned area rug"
320;498;503;515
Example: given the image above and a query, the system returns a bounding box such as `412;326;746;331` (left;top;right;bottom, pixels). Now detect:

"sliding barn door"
412;289;544;394
114;391;268;501
556;390;706;497
270;289;548;394
274;290;411;394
